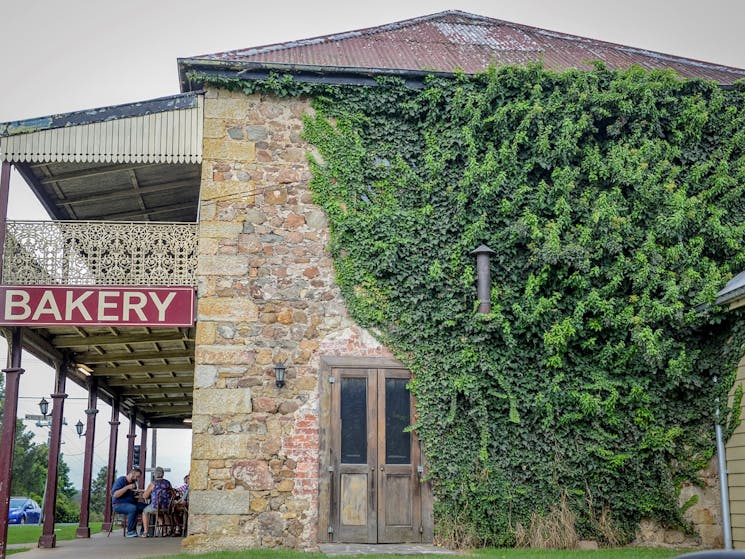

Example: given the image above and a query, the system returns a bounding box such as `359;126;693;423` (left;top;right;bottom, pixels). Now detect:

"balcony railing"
2;221;198;287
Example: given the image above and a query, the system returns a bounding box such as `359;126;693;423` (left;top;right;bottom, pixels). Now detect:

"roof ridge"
198;10;505;60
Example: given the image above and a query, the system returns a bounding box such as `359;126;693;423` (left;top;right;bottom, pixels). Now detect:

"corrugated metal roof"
0;93;203;164
182;10;745;85
716;270;745;307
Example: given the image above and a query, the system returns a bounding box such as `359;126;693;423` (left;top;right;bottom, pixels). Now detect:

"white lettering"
123;292;148;322
31;291;62;321
97;291;119;321
149;291;177;322
65;291;93;321
5;290;31;320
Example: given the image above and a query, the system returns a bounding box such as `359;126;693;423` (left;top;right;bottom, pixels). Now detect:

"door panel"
330;366;422;543
377;369;420;543
340;473;368;526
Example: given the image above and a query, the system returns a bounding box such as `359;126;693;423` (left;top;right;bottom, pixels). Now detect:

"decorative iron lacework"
2;221;197;286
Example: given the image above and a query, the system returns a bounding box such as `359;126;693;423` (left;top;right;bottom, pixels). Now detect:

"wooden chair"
106;511;142;537
168;488;187;536
151;487;179;536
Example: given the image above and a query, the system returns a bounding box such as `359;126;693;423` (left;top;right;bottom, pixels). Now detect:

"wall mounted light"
274;361;286;388
470;244;496;314
75;420;85;438
39;397;49;418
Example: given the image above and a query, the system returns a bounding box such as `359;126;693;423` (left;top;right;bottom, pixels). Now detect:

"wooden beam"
118;387;193;396
57;179;197;207
106;376;193;387
77;349;194;363
14;327;65;366
36;163;157;184
132;396;193;404
91;363;194;376
137;402;192;410
105;202;197;221
53;330;190;348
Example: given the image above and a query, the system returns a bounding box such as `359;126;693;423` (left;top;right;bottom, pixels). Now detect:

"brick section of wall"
186;88;392;552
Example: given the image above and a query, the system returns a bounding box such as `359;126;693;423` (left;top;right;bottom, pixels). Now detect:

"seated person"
111;467;146;537
141;466;172;536
171;473;190;534
178;473;189;504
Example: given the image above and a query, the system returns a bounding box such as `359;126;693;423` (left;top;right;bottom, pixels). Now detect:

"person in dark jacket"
111;467;146;537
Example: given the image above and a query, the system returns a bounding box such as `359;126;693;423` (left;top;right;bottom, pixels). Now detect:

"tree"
89;466;110;520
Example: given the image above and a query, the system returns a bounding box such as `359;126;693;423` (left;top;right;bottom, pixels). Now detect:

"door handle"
380;466;384;471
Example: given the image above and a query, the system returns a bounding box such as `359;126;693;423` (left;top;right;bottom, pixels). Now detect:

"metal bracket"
327;466;334;472
327;526;334;534
329;376;335;384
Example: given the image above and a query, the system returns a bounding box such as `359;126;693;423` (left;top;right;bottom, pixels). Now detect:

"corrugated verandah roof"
180;10;745;85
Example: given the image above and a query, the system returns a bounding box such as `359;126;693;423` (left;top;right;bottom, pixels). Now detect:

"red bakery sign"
0;286;195;327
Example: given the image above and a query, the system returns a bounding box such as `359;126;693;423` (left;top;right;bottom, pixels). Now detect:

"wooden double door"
324;363;431;543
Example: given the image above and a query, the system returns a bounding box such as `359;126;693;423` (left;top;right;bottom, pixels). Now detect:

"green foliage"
203;66;745;545
90;466;111;520
0;375;80;522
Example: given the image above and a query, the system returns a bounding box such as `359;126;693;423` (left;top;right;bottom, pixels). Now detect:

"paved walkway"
6;535;460;558
5;532;183;559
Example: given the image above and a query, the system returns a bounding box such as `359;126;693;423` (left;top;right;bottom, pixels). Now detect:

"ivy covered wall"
203;64;745;546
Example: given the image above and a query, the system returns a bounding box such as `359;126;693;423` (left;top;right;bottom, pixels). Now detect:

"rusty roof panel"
185;11;745;84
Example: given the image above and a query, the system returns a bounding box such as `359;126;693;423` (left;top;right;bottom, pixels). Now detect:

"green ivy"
202;65;745;545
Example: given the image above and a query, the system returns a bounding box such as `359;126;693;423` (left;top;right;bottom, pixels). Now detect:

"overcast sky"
1;0;743;489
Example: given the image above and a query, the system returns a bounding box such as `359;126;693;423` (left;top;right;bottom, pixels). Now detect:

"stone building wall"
186;88;392;552
184;86;727;552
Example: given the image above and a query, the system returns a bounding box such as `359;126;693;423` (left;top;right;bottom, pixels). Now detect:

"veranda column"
0;328;24;559
38;362;69;548
101;400;120;532
126;417;136;471
76;379;98;538
138;424;148;489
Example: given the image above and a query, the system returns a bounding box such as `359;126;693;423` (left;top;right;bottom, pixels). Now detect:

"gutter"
178;58;461;92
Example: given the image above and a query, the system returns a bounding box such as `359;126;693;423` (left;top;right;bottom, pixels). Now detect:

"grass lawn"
131;548;691;559
6;522;102;545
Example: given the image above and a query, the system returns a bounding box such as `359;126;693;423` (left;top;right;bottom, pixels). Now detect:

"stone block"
197;255;248;276
196;322;217;345
250;497;268;512
245;125;268;141
192;433;250;460
193;388;252;415
191;414;211;434
203;119;225;139
198;298;258;321
277;479;295;492
264;189;288;204
210;467;232;480
233;460;274;490
196;346;255;366
195;365;218;389
199;200;217;221
204;98;250;120
202;181;255;202
253;397;278;413
198;237;219;256
191;489;251;515
244;209;265;223
199;221;245;239
204;138;256;162
191;460;209;490
207;514;240;536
